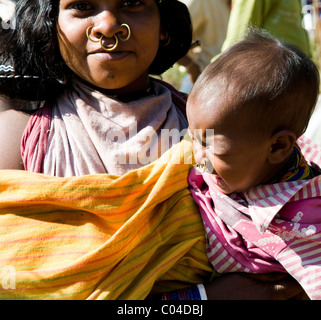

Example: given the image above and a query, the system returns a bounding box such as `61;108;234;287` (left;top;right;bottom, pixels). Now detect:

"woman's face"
57;0;164;93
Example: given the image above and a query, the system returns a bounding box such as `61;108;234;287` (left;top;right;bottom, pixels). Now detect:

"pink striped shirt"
189;135;321;300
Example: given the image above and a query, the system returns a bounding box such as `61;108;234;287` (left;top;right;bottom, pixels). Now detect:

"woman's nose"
91;11;123;39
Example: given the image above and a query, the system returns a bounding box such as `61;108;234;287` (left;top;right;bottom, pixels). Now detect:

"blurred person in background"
178;0;230;93
302;0;321;148
219;0;310;55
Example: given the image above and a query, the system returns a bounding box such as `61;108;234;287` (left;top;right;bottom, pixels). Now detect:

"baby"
187;30;321;299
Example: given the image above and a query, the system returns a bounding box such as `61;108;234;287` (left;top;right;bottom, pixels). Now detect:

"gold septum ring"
86;24;131;52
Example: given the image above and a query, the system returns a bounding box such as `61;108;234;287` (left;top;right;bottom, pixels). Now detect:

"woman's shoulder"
0;109;31;170
0;108;31;126
0;109;31;135
151;78;187;117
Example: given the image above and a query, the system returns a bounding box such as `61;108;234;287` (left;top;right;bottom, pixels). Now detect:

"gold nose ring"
86;25;119;51
118;23;131;42
86;24;131;52
100;34;119;52
86;25;100;43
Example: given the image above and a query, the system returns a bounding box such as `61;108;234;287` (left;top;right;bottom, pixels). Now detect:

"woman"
0;0;304;299
0;0;192;174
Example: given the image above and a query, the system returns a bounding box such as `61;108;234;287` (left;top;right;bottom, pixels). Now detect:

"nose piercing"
86;25;100;43
196;160;209;173
86;25;117;51
86;24;131;52
100;35;119;52
118;23;131;42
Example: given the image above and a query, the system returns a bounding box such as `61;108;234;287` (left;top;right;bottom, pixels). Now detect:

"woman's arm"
0;95;13;113
205;273;309;300
0;109;30;170
150;272;308;300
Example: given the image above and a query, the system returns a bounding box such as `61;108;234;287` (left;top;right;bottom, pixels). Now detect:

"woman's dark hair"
0;0;192;102
0;0;62;101
150;0;192;74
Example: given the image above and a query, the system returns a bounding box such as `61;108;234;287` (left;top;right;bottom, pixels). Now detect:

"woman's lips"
89;50;131;62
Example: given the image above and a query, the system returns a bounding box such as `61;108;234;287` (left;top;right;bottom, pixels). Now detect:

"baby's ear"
268;130;296;165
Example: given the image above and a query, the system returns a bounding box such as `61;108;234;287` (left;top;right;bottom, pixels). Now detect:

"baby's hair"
190;29;320;138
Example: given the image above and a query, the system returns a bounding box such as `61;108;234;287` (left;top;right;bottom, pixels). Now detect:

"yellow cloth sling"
0;138;212;299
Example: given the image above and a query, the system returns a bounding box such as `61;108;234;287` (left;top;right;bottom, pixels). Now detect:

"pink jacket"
189;136;321;299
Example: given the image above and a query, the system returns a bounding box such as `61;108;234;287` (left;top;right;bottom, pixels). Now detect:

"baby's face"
187;96;272;194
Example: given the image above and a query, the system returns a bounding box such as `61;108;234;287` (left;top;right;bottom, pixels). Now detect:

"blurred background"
162;0;321;91
1;0;321;146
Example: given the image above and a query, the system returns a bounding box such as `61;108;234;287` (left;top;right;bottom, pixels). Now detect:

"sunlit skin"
187;94;290;195
57;0;165;95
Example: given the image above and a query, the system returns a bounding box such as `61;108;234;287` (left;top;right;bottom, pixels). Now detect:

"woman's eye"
69;2;93;12
122;0;143;8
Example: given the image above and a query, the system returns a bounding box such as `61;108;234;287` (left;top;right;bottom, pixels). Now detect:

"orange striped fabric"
0;138;213;299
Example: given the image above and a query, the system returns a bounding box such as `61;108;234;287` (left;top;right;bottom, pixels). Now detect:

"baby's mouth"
212;174;230;193
212;174;223;184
